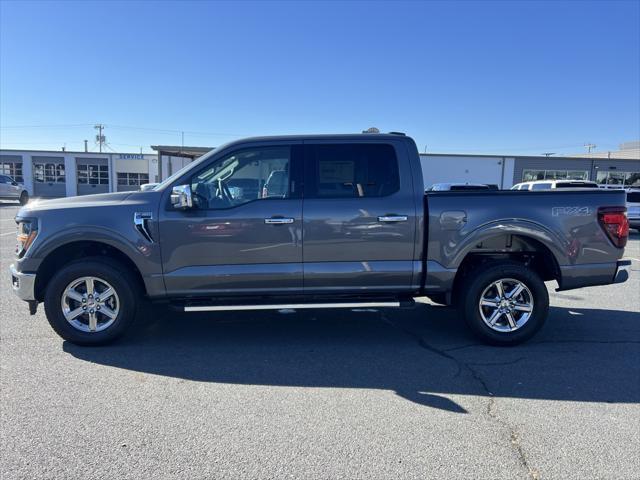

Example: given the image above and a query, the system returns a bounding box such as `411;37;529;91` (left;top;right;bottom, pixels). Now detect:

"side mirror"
171;184;193;209
11;181;18;186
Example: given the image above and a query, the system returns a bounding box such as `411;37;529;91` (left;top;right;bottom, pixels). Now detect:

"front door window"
190;147;291;210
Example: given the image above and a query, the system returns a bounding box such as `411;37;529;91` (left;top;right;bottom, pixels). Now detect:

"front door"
159;144;303;297
302;141;418;293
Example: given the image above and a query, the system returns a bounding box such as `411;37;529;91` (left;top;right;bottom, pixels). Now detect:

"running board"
184;301;402;312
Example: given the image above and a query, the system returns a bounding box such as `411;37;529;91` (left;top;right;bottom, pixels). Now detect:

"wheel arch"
450;233;561;306
34;240;146;302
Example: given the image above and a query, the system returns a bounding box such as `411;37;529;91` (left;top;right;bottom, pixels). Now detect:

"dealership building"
1;142;638;197
0;149;158;198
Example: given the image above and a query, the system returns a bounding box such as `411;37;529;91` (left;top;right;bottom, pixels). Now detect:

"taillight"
598;207;629;248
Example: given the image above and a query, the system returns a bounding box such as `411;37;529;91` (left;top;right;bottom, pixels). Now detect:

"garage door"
33;157;66;198
77;157;109;195
0;155;24;183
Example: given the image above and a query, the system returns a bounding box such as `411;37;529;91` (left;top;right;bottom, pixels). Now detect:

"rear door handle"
264;217;295;225
377;215;408;223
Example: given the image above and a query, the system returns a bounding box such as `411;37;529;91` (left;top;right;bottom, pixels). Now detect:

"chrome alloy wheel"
478;278;534;332
61;276;120;332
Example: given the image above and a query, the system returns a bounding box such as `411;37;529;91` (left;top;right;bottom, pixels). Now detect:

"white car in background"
0;174;29;204
625;189;640;232
139;183;159;192
511;180;600;191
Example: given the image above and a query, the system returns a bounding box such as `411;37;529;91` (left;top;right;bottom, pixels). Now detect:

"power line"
106;124;246;137
0;123;94;129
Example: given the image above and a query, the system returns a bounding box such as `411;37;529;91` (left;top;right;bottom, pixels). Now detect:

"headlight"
16;219;38;258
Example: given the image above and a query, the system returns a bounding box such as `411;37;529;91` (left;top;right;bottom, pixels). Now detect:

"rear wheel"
459;261;549;345
44;258;138;345
19;191;29;205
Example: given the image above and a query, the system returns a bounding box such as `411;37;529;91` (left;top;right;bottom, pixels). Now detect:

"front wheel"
44;258;138;345
459;261;549;346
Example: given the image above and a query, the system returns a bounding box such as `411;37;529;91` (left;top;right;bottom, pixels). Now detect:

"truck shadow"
63;304;640;413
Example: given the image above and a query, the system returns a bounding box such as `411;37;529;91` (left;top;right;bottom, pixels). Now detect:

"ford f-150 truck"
9;133;631;346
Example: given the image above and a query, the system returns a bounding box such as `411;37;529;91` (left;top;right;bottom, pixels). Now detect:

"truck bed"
423;188;628;292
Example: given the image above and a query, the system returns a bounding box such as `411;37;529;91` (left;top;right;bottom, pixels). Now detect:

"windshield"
152;147;219;191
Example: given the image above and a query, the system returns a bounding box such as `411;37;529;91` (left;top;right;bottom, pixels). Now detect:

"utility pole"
94;124;106;153
584;143;596;153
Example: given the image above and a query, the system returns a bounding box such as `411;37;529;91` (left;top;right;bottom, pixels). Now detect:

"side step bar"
184;301;403;312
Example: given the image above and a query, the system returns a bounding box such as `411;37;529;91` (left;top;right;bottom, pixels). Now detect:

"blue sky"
1;0;638;155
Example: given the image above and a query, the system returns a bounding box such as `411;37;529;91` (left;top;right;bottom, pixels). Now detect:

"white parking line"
0;231;16;236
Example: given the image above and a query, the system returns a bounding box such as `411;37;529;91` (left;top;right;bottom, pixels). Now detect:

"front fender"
31;225;157;274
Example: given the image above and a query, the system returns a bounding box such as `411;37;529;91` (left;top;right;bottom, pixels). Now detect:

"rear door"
302;141;417;293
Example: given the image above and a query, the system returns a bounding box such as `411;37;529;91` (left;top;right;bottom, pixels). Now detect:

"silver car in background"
625;189;640;231
0;174;29;204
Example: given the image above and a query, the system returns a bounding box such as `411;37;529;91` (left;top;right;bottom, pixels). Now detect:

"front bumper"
9;264;36;301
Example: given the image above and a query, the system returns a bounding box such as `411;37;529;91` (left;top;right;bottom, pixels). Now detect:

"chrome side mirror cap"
171;184;193;209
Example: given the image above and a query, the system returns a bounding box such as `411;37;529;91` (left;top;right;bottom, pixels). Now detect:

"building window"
522;169;588;182
77;164;109;185
0;163;23;183
34;163;65;183
596;171;640;187
117;172;149;186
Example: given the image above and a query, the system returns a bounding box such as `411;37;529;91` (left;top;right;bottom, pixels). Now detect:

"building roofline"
0;148;155;155
420;152;640;161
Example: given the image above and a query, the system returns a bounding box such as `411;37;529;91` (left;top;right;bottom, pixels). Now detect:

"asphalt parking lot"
1;202;639;479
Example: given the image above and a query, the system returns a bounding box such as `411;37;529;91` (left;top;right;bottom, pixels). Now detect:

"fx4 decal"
552;206;593;217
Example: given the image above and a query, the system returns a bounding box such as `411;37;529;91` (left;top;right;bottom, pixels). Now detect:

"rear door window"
305;143;400;198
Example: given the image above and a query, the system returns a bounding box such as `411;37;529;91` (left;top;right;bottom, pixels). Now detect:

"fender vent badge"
134;212;154;242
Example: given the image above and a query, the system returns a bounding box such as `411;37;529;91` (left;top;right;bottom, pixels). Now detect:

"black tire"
19;191;29;205
459;261;549;346
44;257;139;345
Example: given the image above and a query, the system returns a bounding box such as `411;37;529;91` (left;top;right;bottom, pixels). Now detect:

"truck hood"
18;191;141;215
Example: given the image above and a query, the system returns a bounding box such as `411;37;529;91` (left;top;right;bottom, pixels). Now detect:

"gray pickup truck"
9;133;631;346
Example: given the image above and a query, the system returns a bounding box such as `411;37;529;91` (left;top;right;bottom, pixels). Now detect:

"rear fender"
447;220;569;268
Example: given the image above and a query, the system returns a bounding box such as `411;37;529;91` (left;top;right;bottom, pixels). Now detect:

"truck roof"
227;133;410;143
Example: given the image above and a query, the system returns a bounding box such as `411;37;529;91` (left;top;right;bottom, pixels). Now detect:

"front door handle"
377;215;408;223
264;217;295;225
